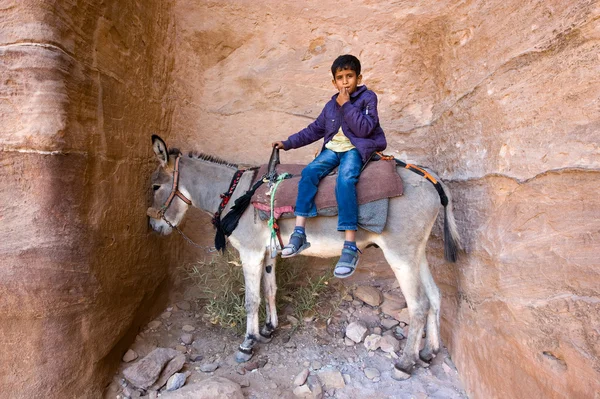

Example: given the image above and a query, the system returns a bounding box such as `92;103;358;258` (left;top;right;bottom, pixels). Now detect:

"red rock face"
1;0;599;398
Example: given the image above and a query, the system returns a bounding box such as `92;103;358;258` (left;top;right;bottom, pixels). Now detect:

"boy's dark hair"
331;54;361;77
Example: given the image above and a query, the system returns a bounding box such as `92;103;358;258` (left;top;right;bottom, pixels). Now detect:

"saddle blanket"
251;159;403;233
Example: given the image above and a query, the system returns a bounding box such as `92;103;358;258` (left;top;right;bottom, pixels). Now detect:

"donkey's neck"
179;156;241;215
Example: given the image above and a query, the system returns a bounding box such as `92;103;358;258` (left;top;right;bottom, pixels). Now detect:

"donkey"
147;135;462;379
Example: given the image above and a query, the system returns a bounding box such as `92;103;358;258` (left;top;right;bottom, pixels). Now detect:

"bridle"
146;155;219;251
146;155;192;220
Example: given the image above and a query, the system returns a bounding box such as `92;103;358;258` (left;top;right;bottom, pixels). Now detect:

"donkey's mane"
187;151;238;169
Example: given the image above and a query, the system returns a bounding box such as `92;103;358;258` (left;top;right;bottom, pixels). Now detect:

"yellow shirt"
325;127;355;153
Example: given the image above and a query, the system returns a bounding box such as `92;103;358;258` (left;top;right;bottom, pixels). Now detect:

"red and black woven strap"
211;169;246;228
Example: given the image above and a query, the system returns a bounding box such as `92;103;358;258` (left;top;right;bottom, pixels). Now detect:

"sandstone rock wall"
169;1;600;398
0;0;178;396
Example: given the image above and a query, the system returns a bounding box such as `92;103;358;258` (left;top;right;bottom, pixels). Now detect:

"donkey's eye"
153;185;161;191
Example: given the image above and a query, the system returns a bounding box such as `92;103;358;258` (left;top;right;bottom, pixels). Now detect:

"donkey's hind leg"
235;250;265;363
259;253;278;343
383;250;430;379
419;255;441;362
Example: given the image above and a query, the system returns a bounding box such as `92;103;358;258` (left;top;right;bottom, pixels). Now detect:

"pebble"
180;333;193;345
176;301;191;311
175;345;187;352
287;315;299;325
345;321;368;343
182;325;195;332
353;286;383;307
189;354;203;362
293;384;312;397
364;367;381;380
381;318;399;329
342;373;352;385
310;361;322;370
122;349;138;363
364;334;382;351
344;337;355;346
379;335;401;353
372;327;382;335
199;362;219;372
161;312;172;319
166;372;187;391
293;368;310;386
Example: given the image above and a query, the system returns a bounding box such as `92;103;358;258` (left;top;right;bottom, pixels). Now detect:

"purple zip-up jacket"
282;85;386;163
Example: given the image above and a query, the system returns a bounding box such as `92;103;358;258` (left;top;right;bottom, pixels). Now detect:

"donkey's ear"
152;134;168;167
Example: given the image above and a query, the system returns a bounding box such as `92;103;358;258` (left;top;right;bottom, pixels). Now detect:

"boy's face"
332;67;362;95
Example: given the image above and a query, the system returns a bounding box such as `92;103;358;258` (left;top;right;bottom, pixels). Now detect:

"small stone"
239;378;250;387
381;318;399;329
175;345;187;352
342;373;351;384
344;337;355;346
379;335;401;353
381;293;407;321
364;367;380;380
176;301;191;310
342;294;353;302
287;315;299;325
236;365;246;375
352;300;363;307
372;327;382;335
285;341;297;349
161;312;172;319
180;333;193;345
364;334;382;351
244;361;257;371
147;321;161;330
122;349;138;363
189;354;203;362
293;384;312;397
199;362;219;373
294;368;310;386
345;321;368;343
166;372;187;391
182;325;195;332
353;286;383;307
148;391;158;399
310;361;322;370
318;369;345;389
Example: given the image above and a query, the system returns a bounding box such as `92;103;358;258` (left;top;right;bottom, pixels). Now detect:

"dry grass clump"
182;249;336;334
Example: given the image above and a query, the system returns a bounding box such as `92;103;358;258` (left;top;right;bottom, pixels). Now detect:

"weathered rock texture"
1;0;599;398
0;0;178;397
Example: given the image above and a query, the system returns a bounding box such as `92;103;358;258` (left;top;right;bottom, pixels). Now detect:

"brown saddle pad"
251;159;403;217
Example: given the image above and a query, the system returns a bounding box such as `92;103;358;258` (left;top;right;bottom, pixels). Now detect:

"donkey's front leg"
235;251;265;363
259;253;277;342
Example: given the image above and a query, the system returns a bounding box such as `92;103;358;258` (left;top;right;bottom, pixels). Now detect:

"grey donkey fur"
147;135;462;379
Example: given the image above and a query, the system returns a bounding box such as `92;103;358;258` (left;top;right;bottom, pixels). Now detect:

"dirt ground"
105;271;467;399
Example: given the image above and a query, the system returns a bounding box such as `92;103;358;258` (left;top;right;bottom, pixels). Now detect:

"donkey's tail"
394;159;463;262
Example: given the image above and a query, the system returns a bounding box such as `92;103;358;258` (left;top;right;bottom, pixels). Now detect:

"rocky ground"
104;281;467;399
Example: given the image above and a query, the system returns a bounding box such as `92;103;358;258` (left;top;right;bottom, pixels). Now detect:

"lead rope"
162;216;217;252
267;172;291;258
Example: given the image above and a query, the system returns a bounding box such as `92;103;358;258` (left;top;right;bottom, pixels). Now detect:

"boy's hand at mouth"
336;87;350;106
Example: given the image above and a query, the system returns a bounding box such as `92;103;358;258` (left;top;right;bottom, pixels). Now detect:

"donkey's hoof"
419;349;435;364
235;349;253;363
391;365;411;381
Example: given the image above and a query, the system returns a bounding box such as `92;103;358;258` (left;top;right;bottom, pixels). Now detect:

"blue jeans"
294;148;363;231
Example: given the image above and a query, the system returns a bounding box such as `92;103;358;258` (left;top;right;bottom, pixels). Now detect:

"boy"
272;54;386;278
